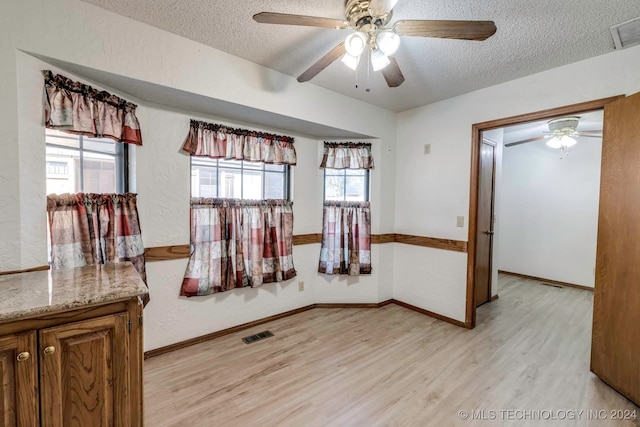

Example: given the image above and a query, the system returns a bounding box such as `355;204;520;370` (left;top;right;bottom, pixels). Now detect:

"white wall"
498;138;602;287
395;45;640;323
1;0;398;352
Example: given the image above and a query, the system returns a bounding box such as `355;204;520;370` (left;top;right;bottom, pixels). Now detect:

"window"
45;129;128;194
191;158;290;199
324;169;369;201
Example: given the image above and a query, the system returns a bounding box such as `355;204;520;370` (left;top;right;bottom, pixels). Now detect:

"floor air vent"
242;330;274;344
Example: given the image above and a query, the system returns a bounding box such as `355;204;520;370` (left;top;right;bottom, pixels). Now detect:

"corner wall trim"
0;265;50;276
499;270;593;292
144;299;459;359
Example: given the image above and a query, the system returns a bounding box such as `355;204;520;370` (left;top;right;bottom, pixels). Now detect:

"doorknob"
483;230;495;235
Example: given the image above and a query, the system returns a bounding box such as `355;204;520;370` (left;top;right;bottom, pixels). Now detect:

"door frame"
465;95;624;329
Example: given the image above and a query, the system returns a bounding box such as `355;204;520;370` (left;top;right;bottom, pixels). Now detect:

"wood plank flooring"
144;274;639;426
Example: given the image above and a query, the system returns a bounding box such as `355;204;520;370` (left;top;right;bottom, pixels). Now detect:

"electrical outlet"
456;216;465;227
298;281;304;292
424;144;431;155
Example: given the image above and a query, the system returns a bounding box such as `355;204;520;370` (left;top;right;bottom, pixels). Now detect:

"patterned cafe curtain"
47;193;148;304
181;198;296;296
318;201;372;276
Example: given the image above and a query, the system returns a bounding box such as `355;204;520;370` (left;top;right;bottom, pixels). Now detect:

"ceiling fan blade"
253;12;348;29
297;42;346;83
382;57;405;88
504;136;547;148
369;0;401;17
576;134;603;139
394;20;497;41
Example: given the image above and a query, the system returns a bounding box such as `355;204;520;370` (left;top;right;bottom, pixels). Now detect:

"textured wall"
1;0;398;352
395;45;640;322
0;0;397;272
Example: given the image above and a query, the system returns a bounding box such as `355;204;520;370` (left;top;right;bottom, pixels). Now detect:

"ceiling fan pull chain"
366;49;372;92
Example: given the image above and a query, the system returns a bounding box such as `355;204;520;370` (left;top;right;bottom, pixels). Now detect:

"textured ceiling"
81;0;639;112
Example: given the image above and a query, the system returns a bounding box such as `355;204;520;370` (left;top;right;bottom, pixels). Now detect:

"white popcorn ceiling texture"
82;0;639;112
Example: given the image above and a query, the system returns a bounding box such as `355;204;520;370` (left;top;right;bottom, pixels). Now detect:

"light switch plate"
456;216;464;227
424;144;431;155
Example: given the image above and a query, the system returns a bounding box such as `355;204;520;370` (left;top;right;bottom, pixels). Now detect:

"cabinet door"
40;313;130;427
0;332;38;427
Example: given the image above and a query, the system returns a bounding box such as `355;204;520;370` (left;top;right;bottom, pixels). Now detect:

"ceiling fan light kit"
546;135;577;149
253;0;497;88
505;115;603;158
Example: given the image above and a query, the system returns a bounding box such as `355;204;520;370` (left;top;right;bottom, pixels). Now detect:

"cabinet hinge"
139;315;143;327
128;320;132;333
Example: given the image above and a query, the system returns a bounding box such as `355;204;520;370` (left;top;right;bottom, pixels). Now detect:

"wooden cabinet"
0;332;38;427
40;313;131;426
0;299;143;427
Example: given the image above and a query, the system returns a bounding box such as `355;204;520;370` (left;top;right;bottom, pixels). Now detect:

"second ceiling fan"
253;0;497;88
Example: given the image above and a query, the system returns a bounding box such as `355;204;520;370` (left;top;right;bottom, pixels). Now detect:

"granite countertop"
0;262;149;322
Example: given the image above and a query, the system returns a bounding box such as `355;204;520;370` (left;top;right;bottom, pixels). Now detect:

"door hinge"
128;320;132;333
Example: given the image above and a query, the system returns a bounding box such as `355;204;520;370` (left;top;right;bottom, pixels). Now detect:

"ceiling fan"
505;117;603;154
253;0;497;88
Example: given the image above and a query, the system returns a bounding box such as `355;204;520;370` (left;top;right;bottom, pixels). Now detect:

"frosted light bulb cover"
371;49;391;71
345;32;367;57
341;53;360;71
377;31;401;56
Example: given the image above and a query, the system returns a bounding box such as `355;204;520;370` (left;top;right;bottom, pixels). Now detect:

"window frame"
45;130;129;194
323;168;370;202
190;157;291;200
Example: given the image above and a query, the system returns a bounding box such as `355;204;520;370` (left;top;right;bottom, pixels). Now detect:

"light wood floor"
144;274;639;426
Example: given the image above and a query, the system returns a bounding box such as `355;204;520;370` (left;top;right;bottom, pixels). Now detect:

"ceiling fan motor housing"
548;117;580;135
345;0;392;32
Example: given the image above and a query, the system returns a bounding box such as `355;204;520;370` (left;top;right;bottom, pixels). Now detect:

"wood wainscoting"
144;299;464;359
145;233;467;262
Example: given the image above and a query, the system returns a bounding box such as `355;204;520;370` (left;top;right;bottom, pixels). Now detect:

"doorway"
465;96;622;328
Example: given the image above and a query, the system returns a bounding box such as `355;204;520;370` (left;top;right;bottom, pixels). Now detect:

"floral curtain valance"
182;120;297;165
181;198;296;296
43;70;142;145
320;142;374;170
